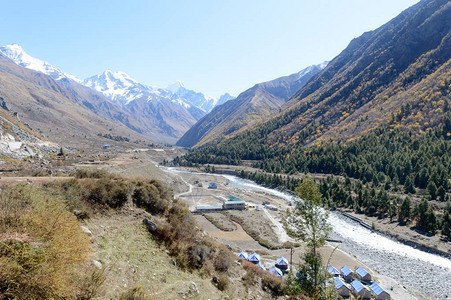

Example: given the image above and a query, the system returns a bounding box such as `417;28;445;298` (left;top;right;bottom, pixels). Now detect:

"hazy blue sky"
1;0;419;97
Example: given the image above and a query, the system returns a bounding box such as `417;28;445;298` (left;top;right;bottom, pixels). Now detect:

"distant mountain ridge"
0;51;146;150
0;44;81;82
182;0;451;153
176;62;327;147
0;44;234;143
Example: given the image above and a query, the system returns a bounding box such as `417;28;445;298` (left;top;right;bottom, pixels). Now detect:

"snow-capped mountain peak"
0;44;81;82
167;80;184;93
83;70;148;104
297;61;328;79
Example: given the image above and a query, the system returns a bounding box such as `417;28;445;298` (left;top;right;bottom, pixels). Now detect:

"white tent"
236;251;248;260
269;267;283;277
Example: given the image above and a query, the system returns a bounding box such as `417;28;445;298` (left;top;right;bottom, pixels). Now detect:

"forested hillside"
174;0;451;237
176;63;326;147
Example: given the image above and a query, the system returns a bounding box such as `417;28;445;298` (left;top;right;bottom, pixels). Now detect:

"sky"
1;0;420;98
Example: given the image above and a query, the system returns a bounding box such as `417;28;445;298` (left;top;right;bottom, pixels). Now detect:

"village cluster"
236;251;289;277
236;249;391;299
328;265;391;299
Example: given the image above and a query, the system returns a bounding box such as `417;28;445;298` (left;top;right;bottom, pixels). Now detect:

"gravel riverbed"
330;213;451;299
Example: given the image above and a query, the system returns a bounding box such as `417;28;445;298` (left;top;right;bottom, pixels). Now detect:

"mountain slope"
0;52;145;149
83;71;207;144
0;44;81;82
1;45;232;144
176;63;327;147
273;0;451;146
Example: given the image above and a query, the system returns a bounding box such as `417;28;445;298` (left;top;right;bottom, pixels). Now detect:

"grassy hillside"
0;170;286;299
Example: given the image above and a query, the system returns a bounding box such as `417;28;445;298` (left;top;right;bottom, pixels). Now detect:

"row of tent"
328;265;372;282
329;265;390;300
334;277;391;300
236;251;289;277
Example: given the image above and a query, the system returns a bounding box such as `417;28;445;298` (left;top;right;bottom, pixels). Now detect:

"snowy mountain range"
0;44;234;115
0;44;81;83
0;44;235;143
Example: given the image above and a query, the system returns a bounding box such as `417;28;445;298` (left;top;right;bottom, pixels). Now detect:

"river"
165;168;451;299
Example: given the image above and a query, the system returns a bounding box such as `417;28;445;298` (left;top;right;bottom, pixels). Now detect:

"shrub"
0;184;91;299
216;273;230;291
119;286;149;300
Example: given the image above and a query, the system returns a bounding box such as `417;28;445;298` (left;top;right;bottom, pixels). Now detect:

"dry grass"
0;184;92;299
203;212;237;231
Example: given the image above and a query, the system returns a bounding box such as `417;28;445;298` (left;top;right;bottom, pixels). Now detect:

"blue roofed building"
351;279;371;299
355;266;372;282
370;282;391;300
208;183;217;189
333;277;351;297
269;267;283;277
327;265;340;276
340;265;354;282
256;262;266;270
275;256;289;270
236;251;248;260
248;252;261;263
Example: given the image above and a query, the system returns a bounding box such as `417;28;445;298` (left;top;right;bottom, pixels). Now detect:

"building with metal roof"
340;265;354;282
327;265;340;276
223;199;246;210
355;266;372;282
269;267;283;277
370;282;391;300
195;205;223;213
236;251;248;260
248;252;261;263
333;277;351;297
228;195;242;201
351;279;371;299
275;256;289;270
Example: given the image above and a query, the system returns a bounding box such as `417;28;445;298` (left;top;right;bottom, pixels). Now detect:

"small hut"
333;277;351;297
256;262;266;271
236;251;248;260
327;265;340;277
208;183;217;189
341;265;354;282
370;282;391;300
355;266;372;282
269;267;283;277
248;252;261;264
350;279;371;299
275;256;289;270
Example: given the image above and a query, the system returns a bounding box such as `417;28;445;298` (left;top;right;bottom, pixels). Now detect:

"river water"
166;168;451;299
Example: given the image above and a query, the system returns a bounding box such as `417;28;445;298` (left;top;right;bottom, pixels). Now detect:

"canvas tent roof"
256;262;266;270
370;282;388;296
341;265;353;276
333;277;347;289
236;251;248;260
356;266;369;278
269;267;283;277
276;256;289;266
351;279;368;293
327;265;340;276
248;252;261;262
